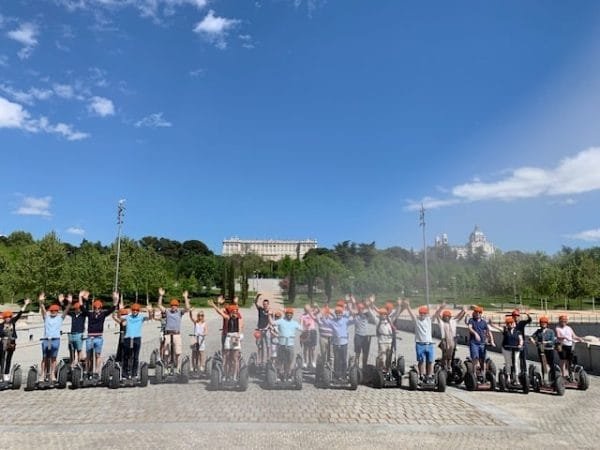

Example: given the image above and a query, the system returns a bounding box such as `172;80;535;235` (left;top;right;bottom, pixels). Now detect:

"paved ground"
2;300;599;449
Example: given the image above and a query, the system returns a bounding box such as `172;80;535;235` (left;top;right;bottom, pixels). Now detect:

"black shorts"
558;345;573;361
278;345;293;366
303;330;317;347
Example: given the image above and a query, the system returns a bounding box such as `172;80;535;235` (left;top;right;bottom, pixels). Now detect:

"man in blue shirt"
273;307;302;379
323;305;355;380
113;303;152;379
467;306;495;373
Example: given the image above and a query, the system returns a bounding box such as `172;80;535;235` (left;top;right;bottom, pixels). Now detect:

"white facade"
437;226;496;259
222;237;318;261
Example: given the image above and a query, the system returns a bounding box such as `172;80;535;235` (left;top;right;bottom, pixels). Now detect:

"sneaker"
312;362;316;369
303;362;307;369
3;374;10;382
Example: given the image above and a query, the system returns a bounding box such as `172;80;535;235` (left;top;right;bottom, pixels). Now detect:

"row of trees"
0;232;599;309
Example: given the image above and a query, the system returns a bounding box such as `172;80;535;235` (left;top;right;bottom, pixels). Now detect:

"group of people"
0;288;587;387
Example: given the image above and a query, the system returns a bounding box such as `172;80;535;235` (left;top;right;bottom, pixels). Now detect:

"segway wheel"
372;367;384;389
497;371;506;392
11;367;22;390
396;356;405;376
266;364;276;388
519;372;529;394
238;367;249;392
408;370;418;391
180;357;190;384
210;368;220;390
71;366;82;390
139;363;149;387
101;360;113;386
532;370;542;393
578;370;590;391
486;358;497;376
154;362;164;384
464;371;476;391
486;371;496;391
25;368;37;391
109;367;120;389
554;375;565;396
436;369;447;393
451;362;465;385
56;364;68;389
248;353;257;378
148;349;158;369
348;366;359;391
321;365;332;388
294;367;303;390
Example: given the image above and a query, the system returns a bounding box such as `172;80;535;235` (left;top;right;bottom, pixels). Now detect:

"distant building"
222;237;318;261
435;225;496;259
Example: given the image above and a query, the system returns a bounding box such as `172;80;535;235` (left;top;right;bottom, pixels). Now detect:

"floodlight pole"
113;200;126;293
420;204;430;308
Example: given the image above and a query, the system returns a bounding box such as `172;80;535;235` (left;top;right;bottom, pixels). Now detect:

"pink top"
300;313;316;331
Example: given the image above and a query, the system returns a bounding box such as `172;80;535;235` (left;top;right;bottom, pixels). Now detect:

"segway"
0;337;22;391
248;329;269;378
25;337;68;391
433;344;465;386
208;350;249;392
108;335;149;389
366;339;405;389
264;351;303;390
316;349;359;390
463;356;496;391
529;343;565;396
148;326;163;369
71;335;112;389
188;333;209;379
497;346;529;394
562;347;590;391
154;332;190;383
407;363;447;392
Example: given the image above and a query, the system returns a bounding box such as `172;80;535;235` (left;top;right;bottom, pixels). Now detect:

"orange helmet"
357;303;366;311
119;308;129;316
336;299;345;308
539;316;549;324
131;303;141;312
511;309;520;317
321;306;330;316
253;330;262;340
505;317;515;325
558;315;568;321
418;306;429;315
378;307;388;316
385;301;394;312
229;306;239;314
284;307;294;315
170;299;179;307
274;310;282;318
72;302;81;310
442;310;452;319
92;300;103;309
473;306;483;314
48;304;60;312
2;311;12;319
334;306;344;314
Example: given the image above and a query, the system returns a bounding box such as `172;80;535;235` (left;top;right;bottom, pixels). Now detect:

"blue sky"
2;0;600;254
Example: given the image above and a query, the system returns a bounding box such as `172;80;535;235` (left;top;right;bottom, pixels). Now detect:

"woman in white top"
434;305;467;370
555;315;583;378
189;310;208;372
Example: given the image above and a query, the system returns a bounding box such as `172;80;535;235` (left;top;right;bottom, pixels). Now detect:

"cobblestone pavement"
2;303;599;449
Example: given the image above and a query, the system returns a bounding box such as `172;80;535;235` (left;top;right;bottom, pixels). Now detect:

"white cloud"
14;196;52;217
193;10;240;49
0;95;89;140
135;112;172;128
88;96;115;116
189;68;205;77
57;0;207;21
406;147;600;211
567;228;600;242
53;83;75;99
66;226;85;236
238;34;255;49
405;197;461;212
0;84;53;105
0;55;7;66
6;23;39;59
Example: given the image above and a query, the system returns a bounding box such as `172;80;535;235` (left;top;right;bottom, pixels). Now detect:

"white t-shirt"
440;318;457;340
556;325;574;346
415;316;432;343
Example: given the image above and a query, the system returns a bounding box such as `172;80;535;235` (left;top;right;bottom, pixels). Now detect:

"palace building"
222;237;318;261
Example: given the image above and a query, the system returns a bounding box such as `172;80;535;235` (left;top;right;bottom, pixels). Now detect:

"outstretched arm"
183;290;191;312
208;299;227;319
455;306;466;322
157;288;166;312
39;292;46;319
61;294;72;319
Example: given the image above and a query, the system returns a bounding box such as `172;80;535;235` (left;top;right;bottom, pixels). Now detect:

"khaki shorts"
165;333;182;355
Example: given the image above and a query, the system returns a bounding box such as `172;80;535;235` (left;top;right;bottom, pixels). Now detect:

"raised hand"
182;290;189;300
66;294;73;304
112;291;119;303
158;287;165;297
24;298;31;307
38;292;46;303
58;294;65;303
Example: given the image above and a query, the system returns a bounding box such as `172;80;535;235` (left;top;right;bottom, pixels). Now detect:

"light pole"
512;272;517;306
419;204;430;308
113;199;126;293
